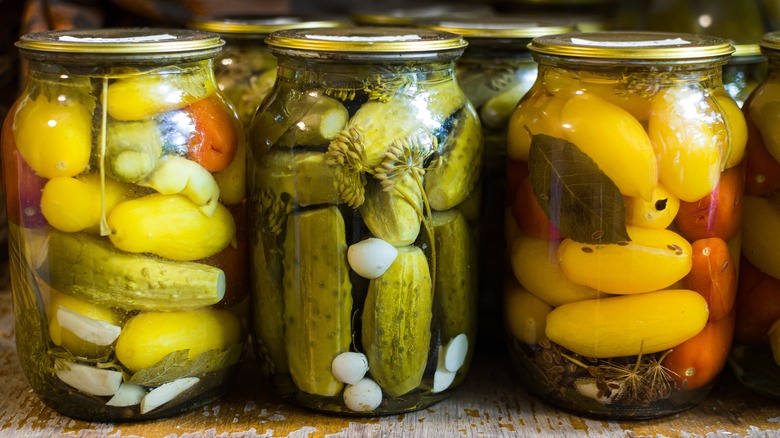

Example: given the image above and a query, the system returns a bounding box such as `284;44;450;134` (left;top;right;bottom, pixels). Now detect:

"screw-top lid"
759;31;780;53
419;16;574;41
266;27;467;60
187;15;345;38
16;28;223;63
351;4;494;26
529;31;734;62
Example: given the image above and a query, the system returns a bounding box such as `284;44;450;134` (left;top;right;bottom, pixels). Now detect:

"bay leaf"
528;133;630;244
129;344;244;387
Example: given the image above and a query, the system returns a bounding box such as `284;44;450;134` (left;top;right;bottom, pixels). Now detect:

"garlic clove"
106;382;147;407
343;378;382;412
442;333;469;373
140;377;200;414
57;306;122;346
432;368;456;393
347;238;398;279
54;360;122;396
332;352;369;385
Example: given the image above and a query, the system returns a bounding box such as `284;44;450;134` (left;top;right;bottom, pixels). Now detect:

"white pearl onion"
344;378;382;412
332;351;369;385
347;238;398;279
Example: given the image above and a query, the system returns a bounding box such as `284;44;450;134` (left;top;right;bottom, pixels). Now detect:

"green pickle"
248;27;479;414
4;29;247;421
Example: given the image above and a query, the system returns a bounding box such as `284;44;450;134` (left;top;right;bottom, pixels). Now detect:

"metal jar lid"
351;4;494;26
265;27;467;61
187;15;345;39
529;31;734;63
16;28;224;63
759;31;780;54
419;16;574;42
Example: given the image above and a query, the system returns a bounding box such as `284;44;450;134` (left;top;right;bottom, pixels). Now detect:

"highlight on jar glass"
417;17;574;347
248;27;481;414
2;28;248;421
505;31;744;419
732;30;780;400
187;15;345;128
723;44;767;108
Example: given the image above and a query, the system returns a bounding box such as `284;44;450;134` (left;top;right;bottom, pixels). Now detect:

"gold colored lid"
759;31;780;52
732;43;762;57
266;27;467;54
530;31;734;60
351;4;494;26
16;28;223;55
187;15;345;37
419;17;574;40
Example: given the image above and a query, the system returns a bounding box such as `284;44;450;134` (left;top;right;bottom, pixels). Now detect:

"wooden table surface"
1;290;780;438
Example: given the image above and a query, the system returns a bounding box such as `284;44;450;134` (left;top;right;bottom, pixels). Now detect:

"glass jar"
723;44;766;108
731;30;780;400
187;16;344;128
2;28;248;421
506;31;743;418
495;0;618;31
248;27;480;415
419;17;573;348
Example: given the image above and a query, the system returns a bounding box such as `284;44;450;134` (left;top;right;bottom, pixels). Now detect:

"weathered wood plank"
1;290;780;437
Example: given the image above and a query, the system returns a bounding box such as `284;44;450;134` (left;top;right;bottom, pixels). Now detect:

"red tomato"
1;103;47;228
664;308;735;391
683;238;737;322
505;158;528;206
735;259;780;344
186;94;240;172
743;96;780;196
674;164;744;242
511;174;561;240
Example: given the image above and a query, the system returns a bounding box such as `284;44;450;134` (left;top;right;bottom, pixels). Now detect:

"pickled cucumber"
424;209;477;343
45;230;225;312
276;95;349;148
424;106;483;210
255;150;341;207
283;206;352;396
106;120;163;183
360;174;423;246
362;245;433;397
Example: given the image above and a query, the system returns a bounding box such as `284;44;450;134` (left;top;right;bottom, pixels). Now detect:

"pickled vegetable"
276;94;349;147
255;150;341;207
558;226;692;295
140;155;221;217
648;86;726;202
48;290;122;358
13;94;92;179
360;174;422;246
105;72;212;121
184;94;240;172
41;173;129;233
363;245;432;397
115;308;241;373
560;92;657;201
46;230;226;312
742;195;780;279
624;184;680;230
108;193;235;261
506;88;566;162
283;206;352;396
503;280;552;346
545;289;709;358
106;120;163;183
674;165;745;242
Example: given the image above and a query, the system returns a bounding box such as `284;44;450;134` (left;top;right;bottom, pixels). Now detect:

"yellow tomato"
503;279;552;346
115;308;241;373
558;226;692;294
48;291;121;358
506;86;566;161
560;92;658;201
545;289;709;358
648;86;725;202
747;79;780;164
40;173;128;233
624;184;680;229
13;95;92;179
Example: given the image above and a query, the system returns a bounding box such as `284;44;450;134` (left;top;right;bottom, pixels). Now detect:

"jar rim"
187;15;345;37
265;26;467;55
529;31;734;61
350;4;494;26
417;17;575;40
759;31;780;52
16;28;223;57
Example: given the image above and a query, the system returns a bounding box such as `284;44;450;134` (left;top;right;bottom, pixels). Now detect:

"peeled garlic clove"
348;238;398;279
332;352;369;385
54;360;122;396
442;333;469;373
106;382;147;407
57;306;121;346
432;369;456;393
343;378;382;413
140;377;200;414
